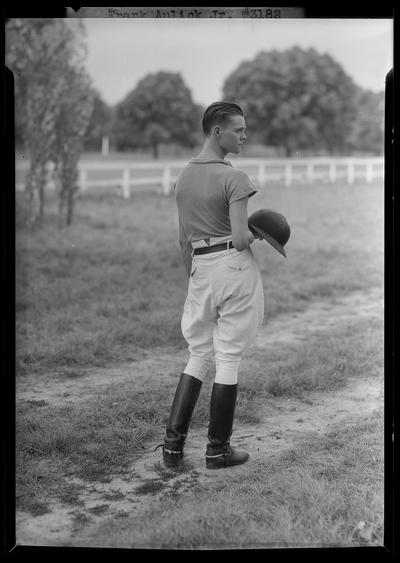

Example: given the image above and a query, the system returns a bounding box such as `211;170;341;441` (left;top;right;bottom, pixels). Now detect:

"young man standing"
162;101;264;470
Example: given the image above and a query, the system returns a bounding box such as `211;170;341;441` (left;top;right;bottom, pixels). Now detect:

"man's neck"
196;139;227;160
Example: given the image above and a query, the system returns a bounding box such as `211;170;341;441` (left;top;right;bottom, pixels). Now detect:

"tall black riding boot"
162;373;202;467
205;383;249;469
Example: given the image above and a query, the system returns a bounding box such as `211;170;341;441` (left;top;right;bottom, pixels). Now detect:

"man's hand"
249;226;263;241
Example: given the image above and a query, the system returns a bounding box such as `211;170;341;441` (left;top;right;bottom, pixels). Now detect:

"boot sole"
206;457;249;470
163;454;183;468
164;462;182;468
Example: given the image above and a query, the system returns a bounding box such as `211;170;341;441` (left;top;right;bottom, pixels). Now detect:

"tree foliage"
347;87;384;155
6;18;93;226
113;71;203;158
223;47;382;156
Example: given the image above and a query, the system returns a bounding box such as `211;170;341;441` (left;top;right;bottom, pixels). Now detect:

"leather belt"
193;241;234;255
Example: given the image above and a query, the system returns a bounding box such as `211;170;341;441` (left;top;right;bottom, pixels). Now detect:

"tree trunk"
38;165;46;218
58;194;65;229
152;142;159;159
57;164;67;228
66;188;75;226
26;163;41;226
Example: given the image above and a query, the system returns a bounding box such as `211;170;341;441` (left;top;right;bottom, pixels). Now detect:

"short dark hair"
202;101;244;136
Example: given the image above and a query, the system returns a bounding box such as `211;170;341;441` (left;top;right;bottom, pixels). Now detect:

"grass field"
15;180;383;375
15;178;385;548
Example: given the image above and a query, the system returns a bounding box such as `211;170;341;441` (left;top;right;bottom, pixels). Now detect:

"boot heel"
163;447;183;467
205;453;227;469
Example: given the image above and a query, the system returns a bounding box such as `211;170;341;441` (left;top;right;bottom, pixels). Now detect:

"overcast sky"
78;18;393;107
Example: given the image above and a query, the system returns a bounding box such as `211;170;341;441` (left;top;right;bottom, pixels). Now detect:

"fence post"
122;168;131;199
329;163;336;183
101;136;110;157
306;163;313;184
162;166;171;196
284;162;292;186
347;162;355;184
79;169;88;192
257;162;266;186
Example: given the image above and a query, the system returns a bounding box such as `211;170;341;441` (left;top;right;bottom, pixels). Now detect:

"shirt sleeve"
224;169;258;205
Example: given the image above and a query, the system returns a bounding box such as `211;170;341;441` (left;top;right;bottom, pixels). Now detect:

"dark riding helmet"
248;209;291;258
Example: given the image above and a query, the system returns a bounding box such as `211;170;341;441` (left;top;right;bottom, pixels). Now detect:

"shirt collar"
189;157;232;166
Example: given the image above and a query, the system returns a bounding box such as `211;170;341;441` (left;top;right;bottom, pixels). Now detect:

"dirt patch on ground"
15;287;384;548
16;352;186;408
255;286;383;350
16;287;383;407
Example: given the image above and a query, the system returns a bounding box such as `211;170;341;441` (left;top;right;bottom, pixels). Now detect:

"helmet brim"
252;225;287;257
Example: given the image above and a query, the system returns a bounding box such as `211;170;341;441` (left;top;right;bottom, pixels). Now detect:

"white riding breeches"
181;242;264;384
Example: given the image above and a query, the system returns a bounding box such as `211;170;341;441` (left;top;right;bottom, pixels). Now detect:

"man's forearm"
181;241;192;278
178;215;192;278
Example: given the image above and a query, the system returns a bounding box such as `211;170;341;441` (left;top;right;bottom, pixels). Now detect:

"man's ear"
214;126;221;137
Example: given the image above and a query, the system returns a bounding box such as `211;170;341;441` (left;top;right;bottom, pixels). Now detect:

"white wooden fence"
15;157;384;198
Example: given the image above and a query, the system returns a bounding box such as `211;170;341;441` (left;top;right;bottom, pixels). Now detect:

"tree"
83;90;113;152
7;19;68;223
347;87;384;155
222;47;360;156
143;123;171;160
53;64;94;227
6;18;93;226
113;71;203;158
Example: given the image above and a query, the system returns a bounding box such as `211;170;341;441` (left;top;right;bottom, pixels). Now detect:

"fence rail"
15;157;384;198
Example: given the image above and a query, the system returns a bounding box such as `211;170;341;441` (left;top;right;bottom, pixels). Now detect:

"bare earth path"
15;287;384;547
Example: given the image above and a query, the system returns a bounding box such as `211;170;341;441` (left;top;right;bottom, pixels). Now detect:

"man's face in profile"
217;114;247;155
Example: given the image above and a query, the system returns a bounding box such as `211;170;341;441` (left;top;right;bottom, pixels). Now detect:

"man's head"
202;101;247;155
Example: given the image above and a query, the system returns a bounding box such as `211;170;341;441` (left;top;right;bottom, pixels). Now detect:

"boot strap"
164;447;182;455
154;444;182;454
205;452;227;459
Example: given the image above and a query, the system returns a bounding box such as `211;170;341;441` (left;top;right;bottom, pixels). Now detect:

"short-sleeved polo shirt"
175;157;257;242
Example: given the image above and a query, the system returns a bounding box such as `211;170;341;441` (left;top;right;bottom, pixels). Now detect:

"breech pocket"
227;263;248;272
220;253;263;305
226;251;252;273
